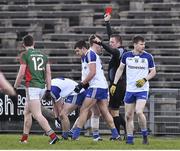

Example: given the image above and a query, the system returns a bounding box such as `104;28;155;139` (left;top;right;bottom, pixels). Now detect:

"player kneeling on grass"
51;77;102;141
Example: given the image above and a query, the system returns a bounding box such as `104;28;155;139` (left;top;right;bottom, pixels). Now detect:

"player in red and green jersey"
14;35;59;144
19;47;48;88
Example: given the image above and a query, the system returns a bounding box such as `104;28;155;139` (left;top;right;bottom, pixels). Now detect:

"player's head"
22;35;34;47
89;34;102;54
109;34;122;49
74;40;88;56
133;35;145;53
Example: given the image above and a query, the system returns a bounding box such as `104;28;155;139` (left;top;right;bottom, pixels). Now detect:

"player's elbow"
152;68;156;77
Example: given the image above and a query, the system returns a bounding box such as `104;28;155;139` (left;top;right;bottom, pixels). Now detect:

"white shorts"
26;87;45;101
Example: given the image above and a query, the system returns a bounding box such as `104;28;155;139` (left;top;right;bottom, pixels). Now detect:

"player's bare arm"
0;72;16;96
45;63;51;90
113;63;125;85
82;63;96;85
14;64;26;88
145;67;156;81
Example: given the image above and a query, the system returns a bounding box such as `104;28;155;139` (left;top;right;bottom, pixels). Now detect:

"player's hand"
74;82;84;93
42;90;52;101
136;78;147;88
104;13;111;22
110;84;117;96
93;37;102;45
55;118;61;129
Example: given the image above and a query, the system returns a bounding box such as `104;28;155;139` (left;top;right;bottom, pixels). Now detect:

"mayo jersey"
20;48;48;88
81;48;108;89
121;51;155;92
51;77;84;100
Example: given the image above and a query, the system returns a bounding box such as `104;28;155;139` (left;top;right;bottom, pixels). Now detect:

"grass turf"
0;134;180;150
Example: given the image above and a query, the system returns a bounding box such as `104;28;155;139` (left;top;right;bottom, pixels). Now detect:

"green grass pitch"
0;134;180;150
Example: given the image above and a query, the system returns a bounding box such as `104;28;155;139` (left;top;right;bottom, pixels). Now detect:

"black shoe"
49;136;59;144
142;136;149;145
110;135;121;141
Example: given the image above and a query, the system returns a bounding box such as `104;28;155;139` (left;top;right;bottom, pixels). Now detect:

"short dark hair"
133;35;145;44
89;34;102;46
74;40;88;49
110;34;122;45
23;35;34;47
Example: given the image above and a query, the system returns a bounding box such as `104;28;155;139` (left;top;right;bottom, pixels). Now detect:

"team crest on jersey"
134;56;139;63
134;58;138;63
141;58;145;63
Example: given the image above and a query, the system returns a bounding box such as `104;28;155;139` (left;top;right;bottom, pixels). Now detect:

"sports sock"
92;130;100;139
113;116;120;135
119;114;126;134
47;129;57;140
72;127;81;139
21;133;28;141
111;128;119;138
141;129;148;137
62;131;69;139
127;134;134;144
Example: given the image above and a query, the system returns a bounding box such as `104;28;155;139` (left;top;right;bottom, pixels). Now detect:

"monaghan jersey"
20;48;48;88
81;48;108;89
51;77;84;100
121;51;155;92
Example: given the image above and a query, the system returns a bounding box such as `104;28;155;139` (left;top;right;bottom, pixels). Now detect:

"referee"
93;13;126;139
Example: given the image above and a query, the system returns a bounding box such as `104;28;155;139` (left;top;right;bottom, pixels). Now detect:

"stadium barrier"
1;88;180;136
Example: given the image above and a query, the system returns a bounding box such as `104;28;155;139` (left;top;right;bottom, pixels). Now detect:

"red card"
105;6;112;14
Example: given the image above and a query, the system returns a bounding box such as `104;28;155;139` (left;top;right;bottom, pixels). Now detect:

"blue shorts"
124;91;148;104
65;91;86;106
85;88;108;101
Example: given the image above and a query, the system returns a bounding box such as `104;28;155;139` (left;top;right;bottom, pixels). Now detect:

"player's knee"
125;112;133;121
80;107;89;114
109;109;119;117
33;113;43;121
59;112;66;120
136;110;143;116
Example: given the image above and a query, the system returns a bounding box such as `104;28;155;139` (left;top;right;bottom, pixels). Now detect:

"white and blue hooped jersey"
121;51;155;92
51;77;84;101
81;48;108;89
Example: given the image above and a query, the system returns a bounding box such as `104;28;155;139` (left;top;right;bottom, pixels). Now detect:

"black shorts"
108;79;126;110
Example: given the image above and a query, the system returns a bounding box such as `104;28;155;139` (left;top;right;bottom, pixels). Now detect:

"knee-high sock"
113;116;120;135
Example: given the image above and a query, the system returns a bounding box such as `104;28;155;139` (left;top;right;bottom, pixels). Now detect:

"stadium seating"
0;0;180;135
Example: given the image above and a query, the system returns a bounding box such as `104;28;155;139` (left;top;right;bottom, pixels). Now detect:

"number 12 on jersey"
32;56;44;71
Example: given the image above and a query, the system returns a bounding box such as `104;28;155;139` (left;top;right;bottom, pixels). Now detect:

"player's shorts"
65;90;86;106
51;85;61;102
26;87;45;101
109;79;126;109
85;87;108;101
124;91;148;104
